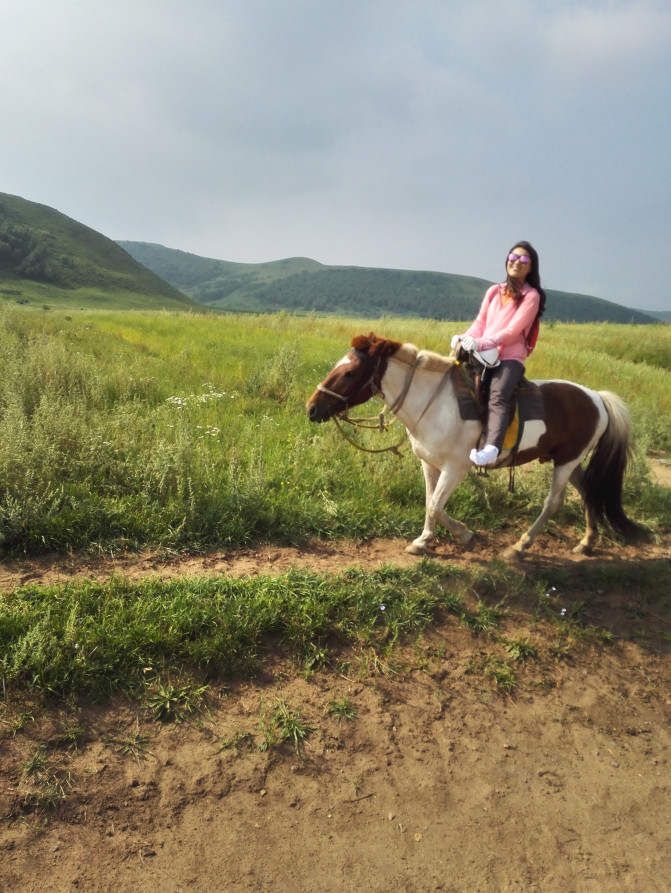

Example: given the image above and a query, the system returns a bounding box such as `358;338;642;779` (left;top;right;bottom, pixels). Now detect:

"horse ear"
351;334;373;352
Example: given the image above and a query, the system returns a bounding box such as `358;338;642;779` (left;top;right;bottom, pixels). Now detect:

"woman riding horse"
452;240;545;468
307;333;645;558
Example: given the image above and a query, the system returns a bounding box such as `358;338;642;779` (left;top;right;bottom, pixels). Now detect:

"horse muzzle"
306;393;336;423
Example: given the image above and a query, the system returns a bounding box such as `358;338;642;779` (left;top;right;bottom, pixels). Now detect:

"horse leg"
406;462;472;555
407;461;441;554
569;466;598;555
503;461;577;559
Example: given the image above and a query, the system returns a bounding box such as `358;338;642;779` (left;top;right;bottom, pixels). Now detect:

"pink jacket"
465;282;540;363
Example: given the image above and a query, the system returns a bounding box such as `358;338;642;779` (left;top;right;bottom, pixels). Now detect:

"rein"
332;414;406;456
386;352;421;414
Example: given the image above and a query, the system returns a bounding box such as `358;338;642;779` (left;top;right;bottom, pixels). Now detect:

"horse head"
306;333;401;422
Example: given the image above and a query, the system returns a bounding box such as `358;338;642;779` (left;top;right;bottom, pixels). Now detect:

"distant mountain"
648;310;671;322
0;193;195;310
119;241;658;324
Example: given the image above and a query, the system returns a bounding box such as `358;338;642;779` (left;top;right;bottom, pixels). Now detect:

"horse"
306;333;646;559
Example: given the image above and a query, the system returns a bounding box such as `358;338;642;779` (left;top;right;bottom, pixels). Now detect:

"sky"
2;0;670;311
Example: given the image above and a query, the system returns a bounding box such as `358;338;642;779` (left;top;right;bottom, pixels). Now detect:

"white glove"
460;335;477;352
450;334;462;350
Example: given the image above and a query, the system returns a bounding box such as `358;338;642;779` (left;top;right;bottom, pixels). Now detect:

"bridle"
316;348;386;410
315;348;409;455
315;346;448;457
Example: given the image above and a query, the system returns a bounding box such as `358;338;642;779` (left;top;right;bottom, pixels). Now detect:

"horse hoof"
406;542;433;556
572;543;592;556
502;546;524;562
456;530;475;548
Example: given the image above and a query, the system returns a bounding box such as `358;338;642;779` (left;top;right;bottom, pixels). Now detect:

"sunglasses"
507;253;531;265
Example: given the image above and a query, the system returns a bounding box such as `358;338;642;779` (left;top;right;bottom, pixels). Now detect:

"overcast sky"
2;1;670;310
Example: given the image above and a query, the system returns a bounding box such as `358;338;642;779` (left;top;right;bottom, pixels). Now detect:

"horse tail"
582;391;648;543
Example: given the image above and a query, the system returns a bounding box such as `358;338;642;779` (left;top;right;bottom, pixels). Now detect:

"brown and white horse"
306;333;646;558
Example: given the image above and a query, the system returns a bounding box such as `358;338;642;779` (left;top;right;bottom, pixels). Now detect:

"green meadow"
0;305;669;556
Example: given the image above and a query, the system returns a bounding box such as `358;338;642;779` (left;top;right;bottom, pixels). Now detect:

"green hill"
119;241;657;324
0;193;195;310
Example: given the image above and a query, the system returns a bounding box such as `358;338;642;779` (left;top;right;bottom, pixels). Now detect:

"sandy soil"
1;468;669;892
649;455;671;488
1;616;669;893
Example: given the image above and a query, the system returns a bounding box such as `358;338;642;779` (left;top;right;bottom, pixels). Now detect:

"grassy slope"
119;240;658;324
116;241;323;292
0;193;195;311
0;305;668;556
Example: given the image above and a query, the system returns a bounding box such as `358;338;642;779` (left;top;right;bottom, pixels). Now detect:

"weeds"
328;697;357;721
215;730;255;754
146;680;208;723
0;710;35;736
104;721;154;761
484;658;518;694
462;603;502;636
21;771;71;812
0;309;666;556
2;560;665;702
50;714;86;750
22;745;48;778
18;746;72;814
505;638;539;662
259;700;313;755
303;643;329;677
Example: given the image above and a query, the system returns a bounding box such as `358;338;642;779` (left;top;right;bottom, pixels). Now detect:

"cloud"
543;1;671;81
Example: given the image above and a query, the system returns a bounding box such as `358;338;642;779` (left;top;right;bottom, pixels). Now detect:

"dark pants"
484;360;525;451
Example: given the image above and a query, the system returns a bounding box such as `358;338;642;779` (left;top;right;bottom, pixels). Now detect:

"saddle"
453;354;545;457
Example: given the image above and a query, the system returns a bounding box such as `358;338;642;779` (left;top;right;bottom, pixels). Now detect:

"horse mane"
415;349;458;373
351;333;402;358
351;334;457;373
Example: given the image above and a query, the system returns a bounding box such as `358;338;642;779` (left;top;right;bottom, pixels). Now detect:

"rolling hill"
0;193;195;310
119;241;658;324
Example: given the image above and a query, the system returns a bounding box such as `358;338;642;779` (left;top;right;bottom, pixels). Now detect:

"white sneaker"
469;444;500;467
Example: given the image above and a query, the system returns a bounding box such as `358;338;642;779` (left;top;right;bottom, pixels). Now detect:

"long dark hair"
505;240;546;318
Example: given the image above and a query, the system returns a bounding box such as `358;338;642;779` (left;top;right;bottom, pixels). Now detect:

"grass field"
0;305;668;556
2;558;668;700
0;276;194;312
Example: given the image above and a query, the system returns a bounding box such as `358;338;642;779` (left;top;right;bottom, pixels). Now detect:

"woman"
451;240;546;467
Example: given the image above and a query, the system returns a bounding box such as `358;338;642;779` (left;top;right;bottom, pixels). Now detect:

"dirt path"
0;529;669;592
650;455;671;488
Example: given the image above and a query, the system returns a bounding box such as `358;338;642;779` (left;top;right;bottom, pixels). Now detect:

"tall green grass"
0;306;668;554
2;559;668;699
0;565;441;695
0;562;521;697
